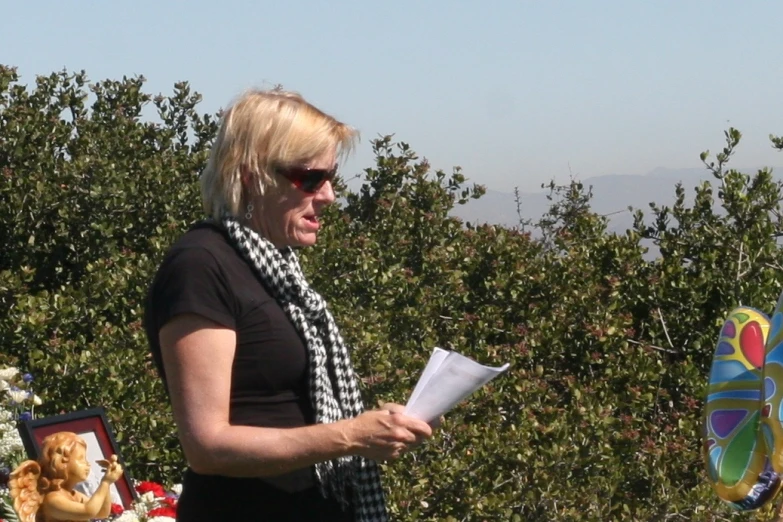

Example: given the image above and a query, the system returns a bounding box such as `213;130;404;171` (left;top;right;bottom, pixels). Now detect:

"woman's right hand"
345;406;433;461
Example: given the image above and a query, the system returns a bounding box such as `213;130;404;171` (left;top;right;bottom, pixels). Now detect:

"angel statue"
8;431;123;521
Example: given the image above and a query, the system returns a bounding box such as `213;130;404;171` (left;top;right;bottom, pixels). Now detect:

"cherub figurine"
8;431;123;522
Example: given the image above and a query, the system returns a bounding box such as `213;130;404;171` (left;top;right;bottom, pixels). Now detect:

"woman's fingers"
395;414;433;439
381;403;434;438
380;402;405;414
348;406;443;462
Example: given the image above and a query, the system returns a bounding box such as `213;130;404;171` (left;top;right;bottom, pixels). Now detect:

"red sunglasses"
276;163;338;194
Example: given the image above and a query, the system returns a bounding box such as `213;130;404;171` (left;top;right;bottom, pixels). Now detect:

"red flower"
111;503;124;515
160;497;177;508
136;481;166;498
148;506;177;518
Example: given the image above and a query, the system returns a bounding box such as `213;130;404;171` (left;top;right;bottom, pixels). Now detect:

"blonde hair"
200;88;359;220
9;432;88;522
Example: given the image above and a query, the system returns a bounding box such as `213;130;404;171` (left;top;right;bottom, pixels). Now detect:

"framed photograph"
18;406;136;510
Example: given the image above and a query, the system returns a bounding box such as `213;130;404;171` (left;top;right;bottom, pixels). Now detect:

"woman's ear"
240;165;253;190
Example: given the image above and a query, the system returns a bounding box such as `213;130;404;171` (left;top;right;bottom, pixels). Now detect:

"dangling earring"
245;202;254;221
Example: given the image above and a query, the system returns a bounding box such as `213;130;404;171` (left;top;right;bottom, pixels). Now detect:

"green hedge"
3;65;783;520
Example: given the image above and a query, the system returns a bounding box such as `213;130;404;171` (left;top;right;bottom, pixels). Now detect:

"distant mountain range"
451;166;783;235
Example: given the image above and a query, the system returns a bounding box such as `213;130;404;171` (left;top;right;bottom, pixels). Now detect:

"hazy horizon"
4;1;783;194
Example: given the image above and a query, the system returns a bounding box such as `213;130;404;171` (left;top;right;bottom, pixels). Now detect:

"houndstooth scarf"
222;215;389;522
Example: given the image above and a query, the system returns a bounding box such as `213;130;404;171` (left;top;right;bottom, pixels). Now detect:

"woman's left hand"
380;402;441;442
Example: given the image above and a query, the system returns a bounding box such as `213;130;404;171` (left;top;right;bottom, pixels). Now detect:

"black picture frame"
18;406;136;509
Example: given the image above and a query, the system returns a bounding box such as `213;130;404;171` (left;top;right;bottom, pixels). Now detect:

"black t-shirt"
144;221;353;521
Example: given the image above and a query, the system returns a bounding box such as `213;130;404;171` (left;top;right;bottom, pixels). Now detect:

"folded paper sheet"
404;347;510;424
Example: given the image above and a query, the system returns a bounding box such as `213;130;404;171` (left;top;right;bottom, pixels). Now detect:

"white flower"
32;394;42;406
112;511;142;522
123;492;158;519
0;426;24;462
0;380;8;392
0;368;18;381
170;483;182;496
139;490;157;505
147;517;176;522
8;389;28;403
0;404;24;459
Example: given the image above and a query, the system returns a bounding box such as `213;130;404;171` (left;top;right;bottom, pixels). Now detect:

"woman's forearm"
181;418;356;477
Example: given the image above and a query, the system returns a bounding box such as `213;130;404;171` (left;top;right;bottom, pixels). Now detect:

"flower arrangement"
108;480;180;522
0;366;42;522
0;367;180;522
0;367;41;470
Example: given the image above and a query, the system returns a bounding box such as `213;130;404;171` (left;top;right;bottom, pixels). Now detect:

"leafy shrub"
3;65;783;520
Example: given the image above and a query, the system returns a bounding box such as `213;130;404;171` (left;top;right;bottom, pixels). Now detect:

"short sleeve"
150;246;237;330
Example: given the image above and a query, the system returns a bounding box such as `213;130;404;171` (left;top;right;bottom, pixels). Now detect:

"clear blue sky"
4;1;782;192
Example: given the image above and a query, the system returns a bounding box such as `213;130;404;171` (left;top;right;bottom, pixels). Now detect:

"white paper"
404;347;510;424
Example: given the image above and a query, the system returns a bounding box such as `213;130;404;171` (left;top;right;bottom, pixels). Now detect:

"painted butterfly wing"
762;293;783;493
703;307;777;510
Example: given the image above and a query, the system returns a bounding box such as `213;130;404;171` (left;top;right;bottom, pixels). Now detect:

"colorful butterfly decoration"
703;293;783;511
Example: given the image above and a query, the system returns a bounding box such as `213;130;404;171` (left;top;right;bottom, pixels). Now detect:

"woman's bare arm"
159;313;432;477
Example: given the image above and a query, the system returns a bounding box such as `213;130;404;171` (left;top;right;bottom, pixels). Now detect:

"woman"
9;431;123;522
143;89;433;521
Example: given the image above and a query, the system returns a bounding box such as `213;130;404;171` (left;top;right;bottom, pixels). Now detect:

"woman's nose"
316;180;336;204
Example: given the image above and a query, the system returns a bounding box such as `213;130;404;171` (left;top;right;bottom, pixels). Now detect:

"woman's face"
255;148;337;248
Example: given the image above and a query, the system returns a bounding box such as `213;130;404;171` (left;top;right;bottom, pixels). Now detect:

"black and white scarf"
222;215;389;522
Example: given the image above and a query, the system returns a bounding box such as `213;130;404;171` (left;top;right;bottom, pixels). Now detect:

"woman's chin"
290;232;318;248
